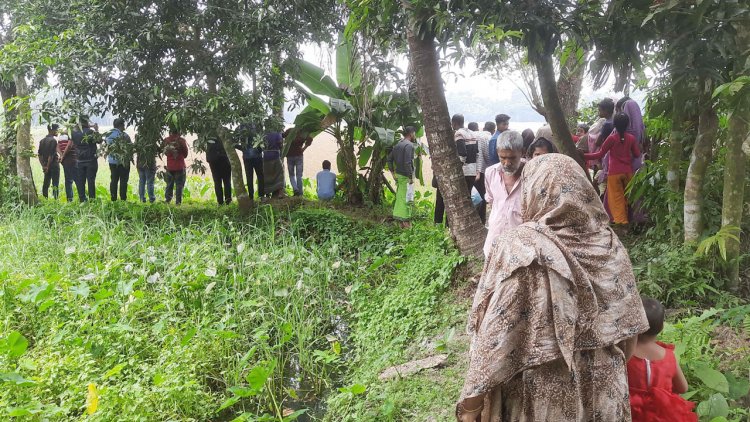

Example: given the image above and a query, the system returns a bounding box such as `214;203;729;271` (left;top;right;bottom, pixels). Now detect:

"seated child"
316;160;337;200
627;297;697;422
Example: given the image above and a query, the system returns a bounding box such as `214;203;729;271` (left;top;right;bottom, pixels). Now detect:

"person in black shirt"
206;136;232;205
38;124;60;199
72;117;101;201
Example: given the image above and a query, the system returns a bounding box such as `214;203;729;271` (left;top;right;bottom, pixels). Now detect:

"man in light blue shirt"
316;160;337;200
487;113;510;166
106;118;132;201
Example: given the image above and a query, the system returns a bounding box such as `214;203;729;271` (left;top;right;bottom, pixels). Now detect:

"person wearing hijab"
456;153;648;421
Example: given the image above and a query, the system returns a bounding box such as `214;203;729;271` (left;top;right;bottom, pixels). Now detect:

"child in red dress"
627;297;697;422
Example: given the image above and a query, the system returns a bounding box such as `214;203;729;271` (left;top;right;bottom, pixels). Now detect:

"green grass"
2;173;748;421
0;196;469;421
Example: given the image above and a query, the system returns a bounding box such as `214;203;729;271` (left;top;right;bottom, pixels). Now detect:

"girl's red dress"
627;342;698;422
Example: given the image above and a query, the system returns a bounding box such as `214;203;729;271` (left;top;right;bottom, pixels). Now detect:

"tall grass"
0;202;391;420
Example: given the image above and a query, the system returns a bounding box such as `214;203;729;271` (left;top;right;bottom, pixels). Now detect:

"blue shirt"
488;130;502;166
106;128;131;165
316;170;336;200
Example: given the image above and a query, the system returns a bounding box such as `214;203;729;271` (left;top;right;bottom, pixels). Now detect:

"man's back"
316;170;336;200
38;135;58;163
73;128;98;162
390;139;415;177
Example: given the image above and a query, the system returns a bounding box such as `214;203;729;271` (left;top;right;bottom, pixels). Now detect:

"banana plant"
286;30;422;204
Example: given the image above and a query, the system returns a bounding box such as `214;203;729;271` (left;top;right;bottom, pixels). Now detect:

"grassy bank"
0;200;467;420
0;196;748;421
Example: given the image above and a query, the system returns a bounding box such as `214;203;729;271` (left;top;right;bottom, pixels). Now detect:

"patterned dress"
457;154;650;421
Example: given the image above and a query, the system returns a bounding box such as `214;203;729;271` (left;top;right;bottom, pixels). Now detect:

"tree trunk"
534;53;583;167
271;52;285;121
13;74;37;205
217;126;252;214
207;74;252;214
667;84;686;196
366;142;386;205
683;85;718;244
406;27;485;259
668;80;689;239
723;19;750;291
0;78;18;175
338;125;362;205
557;51;586;128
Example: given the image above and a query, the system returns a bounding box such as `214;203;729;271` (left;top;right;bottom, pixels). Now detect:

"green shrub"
630;241;737;308
662;308;750;422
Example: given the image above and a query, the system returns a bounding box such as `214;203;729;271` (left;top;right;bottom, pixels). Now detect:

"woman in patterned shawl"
456;153;649;421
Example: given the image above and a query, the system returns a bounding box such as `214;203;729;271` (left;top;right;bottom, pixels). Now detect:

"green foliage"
577;100;601;126
287;28;422;205
0;155;20;206
324;224;465;421
662;308;750;422
626;157;684;239
629;240;738;308
696;226;741;262
0;197;467;421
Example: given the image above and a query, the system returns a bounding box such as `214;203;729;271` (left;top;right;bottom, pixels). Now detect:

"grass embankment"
1;198;748;421
0;200;470;421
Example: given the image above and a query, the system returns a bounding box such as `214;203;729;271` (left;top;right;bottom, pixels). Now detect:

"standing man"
72;117;101;202
236;122;264;199
454;114;481;202
135;131;158;203
57;131;77;202
487;114;510;166
163;128;189;205
388;126;416;228
106;118;132;201
206;135;232;205
434;114;481;226
471;121;494;224
38;124;60;199
483;130;525;258
285;129;313;197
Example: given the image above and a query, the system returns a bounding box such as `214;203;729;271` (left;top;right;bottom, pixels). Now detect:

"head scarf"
621;99;645;144
460;153;648;400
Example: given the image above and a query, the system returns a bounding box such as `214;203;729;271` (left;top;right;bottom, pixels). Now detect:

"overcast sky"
295;43;643;127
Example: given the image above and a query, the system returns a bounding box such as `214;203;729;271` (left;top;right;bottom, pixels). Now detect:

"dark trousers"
208;157;232;205
433;176;479;226
76;160;98;201
62;162;77;202
243;157;264;199
109;164;129;201
42;161;60;199
165;169;186;204
475;173;486;224
434;187;446;225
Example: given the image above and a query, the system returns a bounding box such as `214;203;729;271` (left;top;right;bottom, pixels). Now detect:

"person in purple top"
263;131;286;198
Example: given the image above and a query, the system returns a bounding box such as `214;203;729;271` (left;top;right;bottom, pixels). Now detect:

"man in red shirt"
163;128;189;205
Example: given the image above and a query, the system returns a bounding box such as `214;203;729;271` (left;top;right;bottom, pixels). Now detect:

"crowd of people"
383;96;646;250
36;103;698;421
36;117;338;205
455;154;695;422
415;99;695;420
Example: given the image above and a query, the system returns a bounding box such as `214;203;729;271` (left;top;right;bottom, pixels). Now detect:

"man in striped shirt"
469;121;495;225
